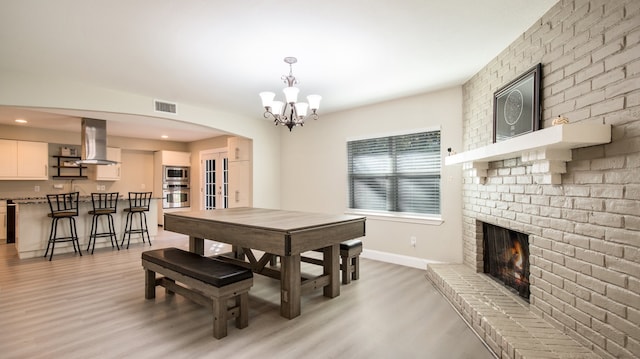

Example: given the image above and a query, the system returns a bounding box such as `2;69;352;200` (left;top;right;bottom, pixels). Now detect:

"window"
347;130;441;216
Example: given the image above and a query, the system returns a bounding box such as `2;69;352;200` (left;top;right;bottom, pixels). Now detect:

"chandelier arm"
309;109;319;121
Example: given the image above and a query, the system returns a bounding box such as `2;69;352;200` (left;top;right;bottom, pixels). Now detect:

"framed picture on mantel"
493;63;542;143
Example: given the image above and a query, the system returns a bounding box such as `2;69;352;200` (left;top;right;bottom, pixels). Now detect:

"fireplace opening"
483;222;530;300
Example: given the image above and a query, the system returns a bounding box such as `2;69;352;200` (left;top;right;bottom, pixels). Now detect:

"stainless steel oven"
163;166;189;182
163;181;190;208
162;188;190;208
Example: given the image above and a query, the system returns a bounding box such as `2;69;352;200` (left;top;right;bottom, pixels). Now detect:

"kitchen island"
10;196;159;259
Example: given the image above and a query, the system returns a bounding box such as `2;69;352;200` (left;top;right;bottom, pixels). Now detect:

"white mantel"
445;123;612;184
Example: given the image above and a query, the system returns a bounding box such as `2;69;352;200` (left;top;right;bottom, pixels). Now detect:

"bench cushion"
340;239;363;250
142;247;252;287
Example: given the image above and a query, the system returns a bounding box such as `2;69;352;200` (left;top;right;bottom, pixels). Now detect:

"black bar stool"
87;192;120;254
45;192;81;261
121;192;152;249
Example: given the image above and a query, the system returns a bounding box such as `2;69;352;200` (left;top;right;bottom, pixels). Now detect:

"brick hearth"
427;264;598;358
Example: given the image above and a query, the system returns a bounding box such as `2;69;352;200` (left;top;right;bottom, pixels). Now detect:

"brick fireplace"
428;1;639;358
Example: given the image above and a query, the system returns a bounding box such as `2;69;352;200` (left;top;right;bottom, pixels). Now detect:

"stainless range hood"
76;118;118;165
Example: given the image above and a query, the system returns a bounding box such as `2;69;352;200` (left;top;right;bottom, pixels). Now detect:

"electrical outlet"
410;236;417;247
53;184;64;189
97;185;101;191
34;185;40;192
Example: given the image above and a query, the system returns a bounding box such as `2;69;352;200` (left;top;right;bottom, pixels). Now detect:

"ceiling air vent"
154;100;177;114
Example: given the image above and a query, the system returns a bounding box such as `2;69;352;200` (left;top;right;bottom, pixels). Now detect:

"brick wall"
461;1;639;358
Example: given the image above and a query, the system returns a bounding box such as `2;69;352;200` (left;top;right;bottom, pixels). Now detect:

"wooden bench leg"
236;292;249;329
212;297;228;339
352;255;360;281
145;269;156;299
340;253;361;284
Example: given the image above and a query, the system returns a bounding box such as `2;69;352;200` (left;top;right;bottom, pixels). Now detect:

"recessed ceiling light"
15;119;28;124
161;135;169;139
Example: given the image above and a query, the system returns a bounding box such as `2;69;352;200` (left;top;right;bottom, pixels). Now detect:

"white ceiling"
0;0;558;141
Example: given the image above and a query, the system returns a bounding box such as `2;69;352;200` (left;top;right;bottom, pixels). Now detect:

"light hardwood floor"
0;229;495;359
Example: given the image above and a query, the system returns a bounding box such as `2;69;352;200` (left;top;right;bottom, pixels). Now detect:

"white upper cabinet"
92;147;121;181
0;140;19;177
227;137;251;161
158;151;191;166
0;140;48;180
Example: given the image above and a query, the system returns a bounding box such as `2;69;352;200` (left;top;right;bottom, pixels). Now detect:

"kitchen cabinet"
228;137;251;161
157;150;191;166
227;137;252;208
91;147;121;181
228;160;251;207
0;140;48;180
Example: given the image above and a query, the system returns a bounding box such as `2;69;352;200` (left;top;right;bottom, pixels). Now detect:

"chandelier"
259;57;322;131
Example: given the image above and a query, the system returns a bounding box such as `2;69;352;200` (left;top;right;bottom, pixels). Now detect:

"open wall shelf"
51;155;88;179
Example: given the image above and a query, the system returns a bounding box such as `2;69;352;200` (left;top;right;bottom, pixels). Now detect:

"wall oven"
163;186;190;208
162;166;190;208
163;166;189;182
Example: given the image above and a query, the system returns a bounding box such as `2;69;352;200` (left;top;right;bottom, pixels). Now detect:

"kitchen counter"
13;197;160;259
3;195;153;203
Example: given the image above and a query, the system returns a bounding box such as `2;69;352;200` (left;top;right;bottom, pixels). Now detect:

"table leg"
189;236;204;255
323;244;340;298
280;254;301;319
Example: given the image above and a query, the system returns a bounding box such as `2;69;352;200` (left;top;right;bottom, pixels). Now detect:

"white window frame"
345;127;443;225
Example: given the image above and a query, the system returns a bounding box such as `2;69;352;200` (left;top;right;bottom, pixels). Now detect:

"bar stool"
87;192;119;254
121;192;152;249
45;192;81;261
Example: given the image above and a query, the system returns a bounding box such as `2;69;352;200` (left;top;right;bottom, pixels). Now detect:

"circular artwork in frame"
493;63;542;143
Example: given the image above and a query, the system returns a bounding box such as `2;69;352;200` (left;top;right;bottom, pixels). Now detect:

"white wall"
279;87;464;263
0;69;282;209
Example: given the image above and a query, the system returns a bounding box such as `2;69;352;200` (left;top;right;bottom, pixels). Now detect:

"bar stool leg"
87;214;97;253
142;212;150;246
70;217;81;256
122;211;132;249
108;214;119;250
45;217;57;260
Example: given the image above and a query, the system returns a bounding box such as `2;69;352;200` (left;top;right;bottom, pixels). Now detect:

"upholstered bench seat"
142;247;253;287
142;247;253;339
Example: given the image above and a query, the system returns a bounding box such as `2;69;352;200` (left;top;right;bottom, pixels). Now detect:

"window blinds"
347;131;441;215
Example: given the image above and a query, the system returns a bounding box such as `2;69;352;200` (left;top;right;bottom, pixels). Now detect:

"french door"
201;150;228;210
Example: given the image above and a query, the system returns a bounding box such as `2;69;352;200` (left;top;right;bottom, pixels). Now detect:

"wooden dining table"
163;207;366;319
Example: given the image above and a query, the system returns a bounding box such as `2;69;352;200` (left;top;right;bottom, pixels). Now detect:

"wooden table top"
164;207;365;233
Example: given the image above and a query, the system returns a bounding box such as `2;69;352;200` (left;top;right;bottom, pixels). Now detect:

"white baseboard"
361;249;443;270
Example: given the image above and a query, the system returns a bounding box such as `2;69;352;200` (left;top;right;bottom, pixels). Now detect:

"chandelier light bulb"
283;87;299;104
259;92;275;108
271;101;284;116
307;95;322;111
259;57;320;131
295;102;309;117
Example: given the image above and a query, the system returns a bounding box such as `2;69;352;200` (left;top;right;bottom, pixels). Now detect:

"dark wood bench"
141;247;253;339
298;239;363;284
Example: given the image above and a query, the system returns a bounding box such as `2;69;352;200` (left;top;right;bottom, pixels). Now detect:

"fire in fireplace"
483;223;530;299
